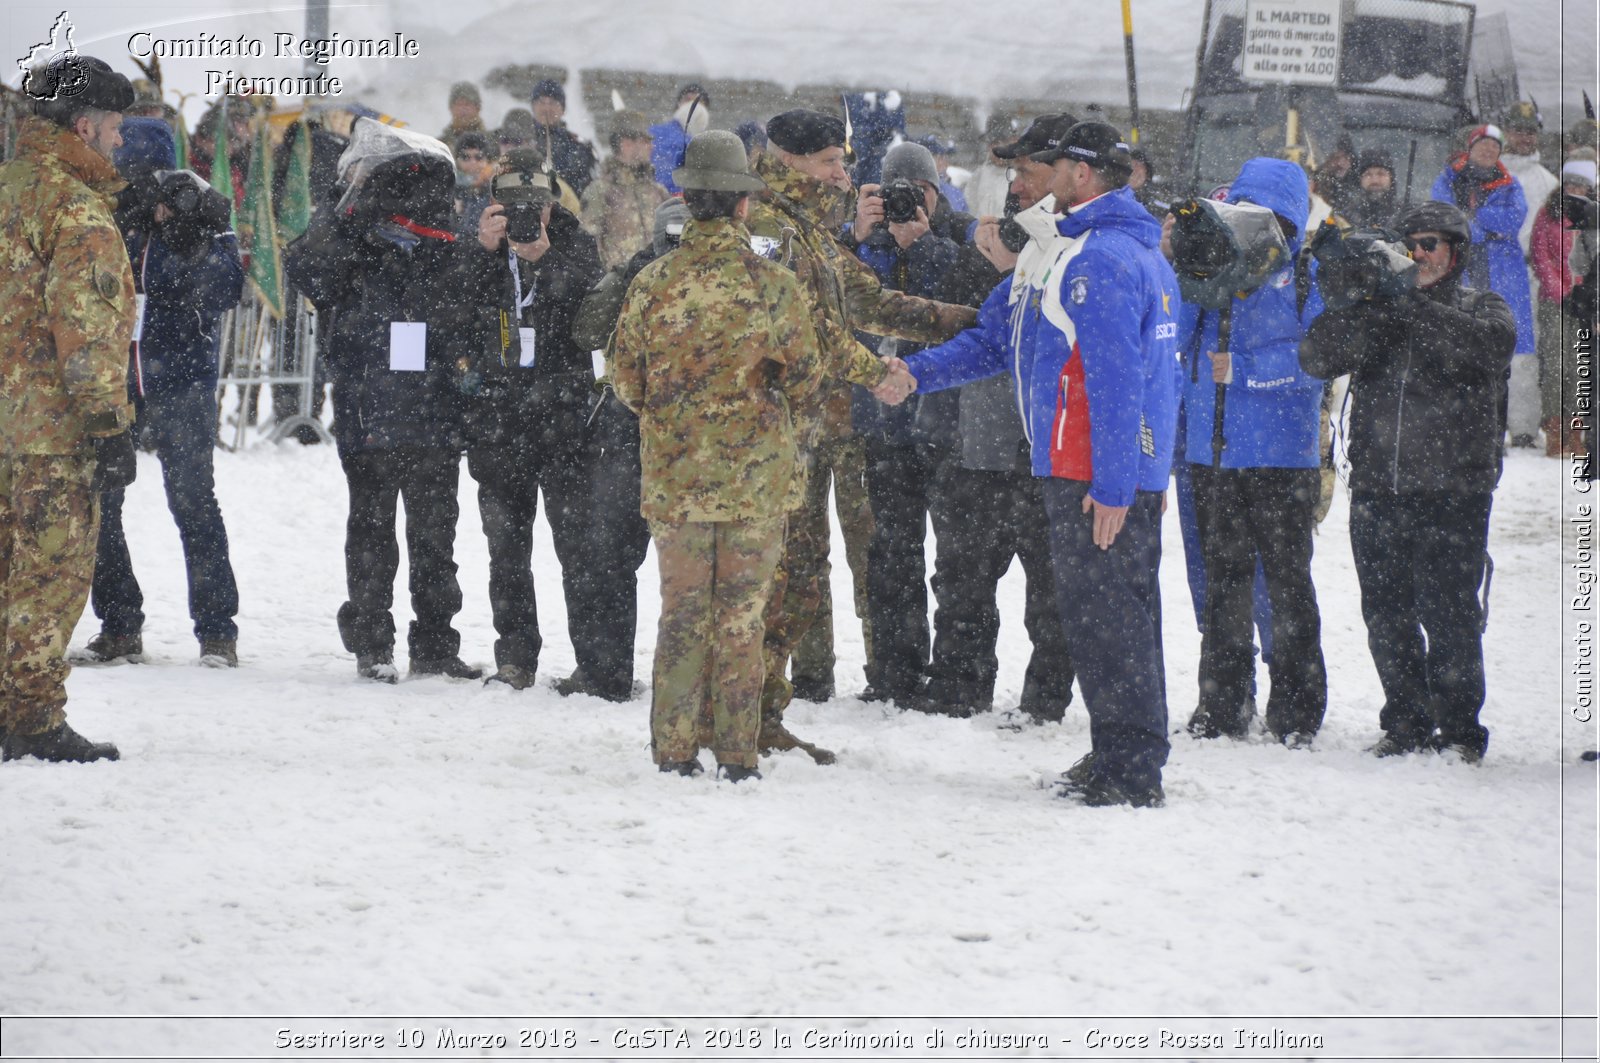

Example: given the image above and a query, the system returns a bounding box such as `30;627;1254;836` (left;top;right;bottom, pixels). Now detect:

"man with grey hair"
1;55;138;762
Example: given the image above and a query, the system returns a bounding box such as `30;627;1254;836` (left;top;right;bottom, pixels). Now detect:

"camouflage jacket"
747;151;977;437
612;216;823;522
580;157;668;270
0;119;135;455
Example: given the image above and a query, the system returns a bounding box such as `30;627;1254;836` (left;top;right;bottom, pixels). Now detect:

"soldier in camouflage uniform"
611;130;824;781
0;58;139;763
579;111;669;270
748;109;977;761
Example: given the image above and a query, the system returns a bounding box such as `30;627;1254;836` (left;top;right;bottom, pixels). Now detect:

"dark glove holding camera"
91;431;138;492
156;171;233;259
114;172;162;232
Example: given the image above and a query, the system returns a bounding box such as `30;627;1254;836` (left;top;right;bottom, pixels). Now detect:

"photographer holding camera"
79;117;244;669
285;120;478;684
454;149;610;694
848;141;975;709
1171;158;1328;748
1301;201;1516;762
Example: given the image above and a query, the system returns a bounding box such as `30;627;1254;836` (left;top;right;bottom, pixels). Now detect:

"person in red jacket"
1531;158;1597;457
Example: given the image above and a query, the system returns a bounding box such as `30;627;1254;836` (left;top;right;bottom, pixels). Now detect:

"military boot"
356;652;399;685
486;664;537;690
3;723;119;763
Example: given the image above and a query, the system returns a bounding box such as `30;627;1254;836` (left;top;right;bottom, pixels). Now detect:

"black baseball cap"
1057;120;1134;173
992;113;1079;161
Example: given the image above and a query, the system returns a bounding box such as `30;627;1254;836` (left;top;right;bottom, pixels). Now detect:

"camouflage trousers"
790;434;874;688
0;452;99;735
650;517;784;769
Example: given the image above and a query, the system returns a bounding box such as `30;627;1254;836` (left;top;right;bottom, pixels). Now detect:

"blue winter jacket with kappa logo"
1178;157;1325;470
904;185;1180;507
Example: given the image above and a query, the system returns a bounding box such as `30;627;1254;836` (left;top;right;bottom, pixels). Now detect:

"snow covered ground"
1;424;1593;1058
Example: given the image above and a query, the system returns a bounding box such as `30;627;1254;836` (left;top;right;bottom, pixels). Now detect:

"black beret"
766;109;846;155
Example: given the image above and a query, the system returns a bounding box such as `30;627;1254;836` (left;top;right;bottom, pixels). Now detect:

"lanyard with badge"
506;246;537;368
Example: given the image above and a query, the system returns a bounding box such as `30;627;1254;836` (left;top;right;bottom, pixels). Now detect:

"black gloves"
91;432;138;492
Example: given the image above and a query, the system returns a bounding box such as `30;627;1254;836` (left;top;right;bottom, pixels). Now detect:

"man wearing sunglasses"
1301;201;1516;763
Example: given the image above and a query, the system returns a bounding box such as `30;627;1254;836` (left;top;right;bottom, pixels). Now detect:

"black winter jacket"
284;213;472;458
1300;274;1516;495
451;205;603;450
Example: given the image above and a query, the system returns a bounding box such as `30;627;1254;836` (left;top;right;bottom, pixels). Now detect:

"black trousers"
1190;464;1327;738
864;439;944;698
1350;489;1493;755
337;447;464;661
469;402;646;694
927;461;1074;714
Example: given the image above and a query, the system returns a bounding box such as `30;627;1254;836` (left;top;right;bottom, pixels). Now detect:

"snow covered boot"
486;664;536;690
718;764;762;783
3;723;119;763
75;631;143;663
199;639;238;668
356;652;399;685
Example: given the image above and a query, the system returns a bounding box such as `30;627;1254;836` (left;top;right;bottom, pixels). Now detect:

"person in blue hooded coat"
1174;157;1328;747
904;121;1179;808
83;116;244;667
1429;125;1535;442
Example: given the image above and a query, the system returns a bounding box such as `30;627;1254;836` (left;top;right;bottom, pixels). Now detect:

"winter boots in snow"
75;631;143;663
199;639;238;668
409;656;484;680
2;723;119;763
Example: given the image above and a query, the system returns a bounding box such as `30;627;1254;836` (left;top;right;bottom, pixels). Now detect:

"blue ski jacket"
1179;157;1324;469
1430;158;1535;354
905;186;1180;507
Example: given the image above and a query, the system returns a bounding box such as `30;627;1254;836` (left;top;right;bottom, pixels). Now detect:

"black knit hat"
1355;148;1394;179
766;109;846;155
992;113;1080;161
530;78;566;106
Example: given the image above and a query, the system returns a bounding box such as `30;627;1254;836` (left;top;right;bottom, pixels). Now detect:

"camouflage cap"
674;129;764;193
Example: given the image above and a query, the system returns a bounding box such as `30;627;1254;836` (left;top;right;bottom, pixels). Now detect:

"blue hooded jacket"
1178;157;1324;469
649;118;688;194
1429;159;1535;355
905;186;1179;506
115;117;244;398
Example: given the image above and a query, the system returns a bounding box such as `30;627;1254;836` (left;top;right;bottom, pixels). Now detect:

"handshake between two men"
869;355;918;405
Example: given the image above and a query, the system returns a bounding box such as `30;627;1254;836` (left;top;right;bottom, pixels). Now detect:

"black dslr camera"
998;191;1029;253
146;170;232;257
492;170;555;244
879;178;923;224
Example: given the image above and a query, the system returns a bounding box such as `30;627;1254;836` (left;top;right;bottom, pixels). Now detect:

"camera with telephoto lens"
1169;197;1292;309
998;191;1029;253
1565;192;1599;231
1308;222;1418;312
879;178;923;225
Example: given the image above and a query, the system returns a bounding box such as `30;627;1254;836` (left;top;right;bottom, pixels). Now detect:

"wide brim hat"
673;129;765;192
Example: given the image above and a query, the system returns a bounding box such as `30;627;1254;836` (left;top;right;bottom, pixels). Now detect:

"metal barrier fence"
213;290;333;450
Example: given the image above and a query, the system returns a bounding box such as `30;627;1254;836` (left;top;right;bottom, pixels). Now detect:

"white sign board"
1242;0;1342;85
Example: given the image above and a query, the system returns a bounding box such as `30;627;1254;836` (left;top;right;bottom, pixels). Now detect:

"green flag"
277;120;313;243
238;118;283;317
209;96;235;212
174;109;191;171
